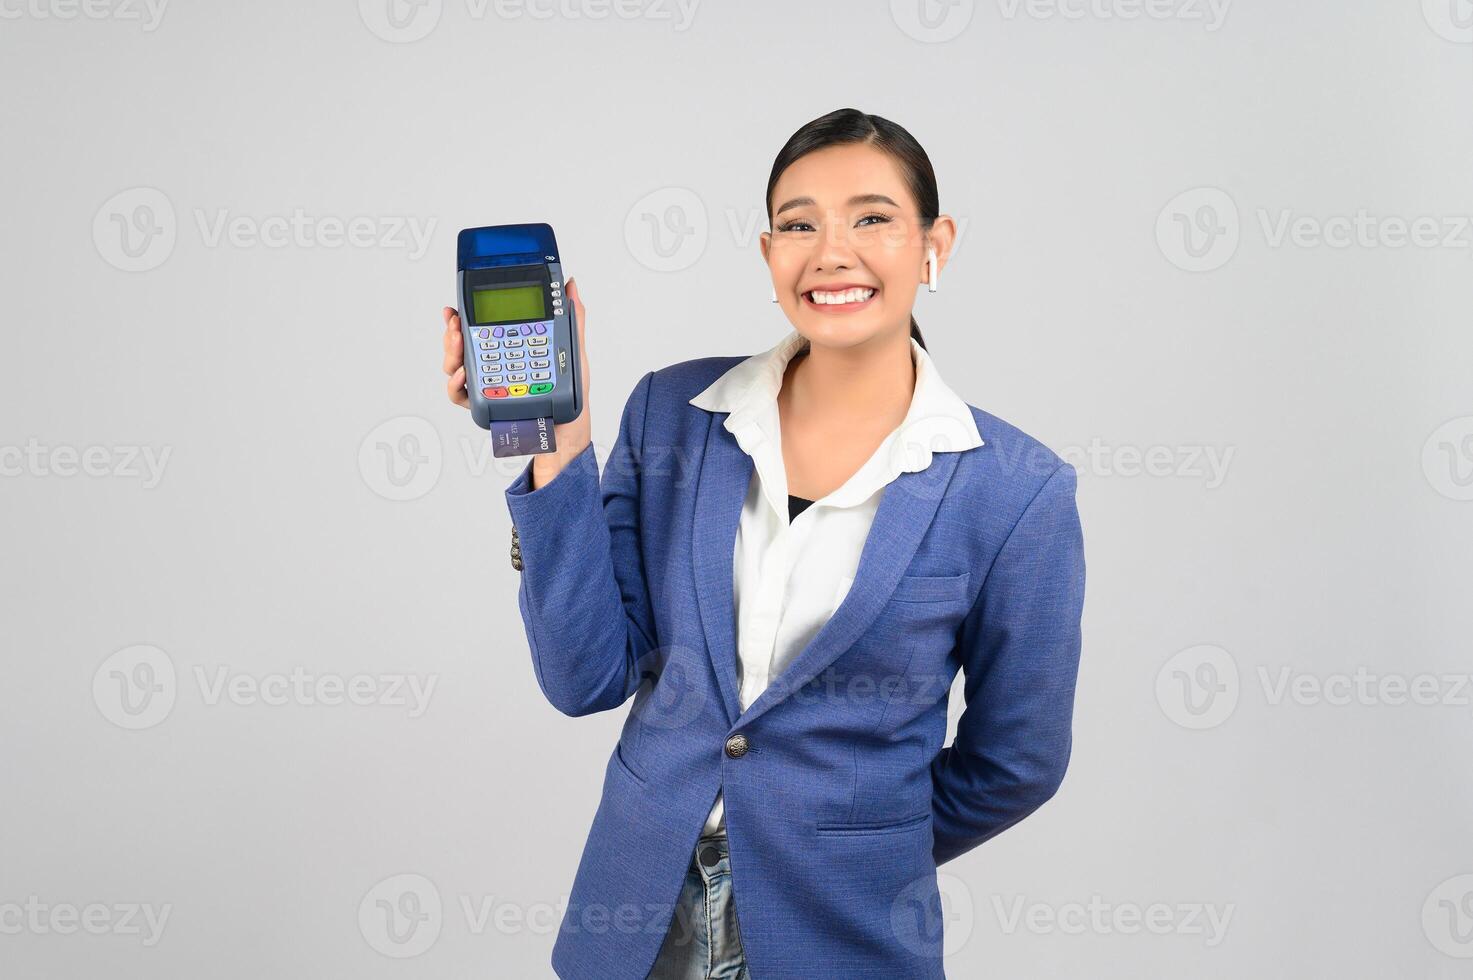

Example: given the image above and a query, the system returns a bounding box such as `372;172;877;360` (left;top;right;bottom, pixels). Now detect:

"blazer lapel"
732;450;963;731
691;412;750;728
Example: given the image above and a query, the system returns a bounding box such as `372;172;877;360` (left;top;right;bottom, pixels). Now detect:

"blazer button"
725;733;749;759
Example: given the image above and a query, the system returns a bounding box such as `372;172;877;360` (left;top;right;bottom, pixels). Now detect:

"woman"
439;108;1086;980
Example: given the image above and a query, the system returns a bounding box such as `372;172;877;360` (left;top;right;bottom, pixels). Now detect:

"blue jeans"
646;830;750;979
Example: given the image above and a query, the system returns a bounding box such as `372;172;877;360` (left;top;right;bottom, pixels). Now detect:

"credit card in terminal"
490;417;557;458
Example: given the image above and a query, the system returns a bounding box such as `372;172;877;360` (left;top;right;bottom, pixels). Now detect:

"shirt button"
725;733;750;759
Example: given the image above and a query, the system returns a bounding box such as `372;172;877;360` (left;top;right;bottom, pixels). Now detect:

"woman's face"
761;142;951;349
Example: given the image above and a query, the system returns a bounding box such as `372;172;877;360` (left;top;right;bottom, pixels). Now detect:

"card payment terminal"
457;223;582;457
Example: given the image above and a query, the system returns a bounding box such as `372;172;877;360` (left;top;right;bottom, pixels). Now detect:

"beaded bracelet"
510;524;523;572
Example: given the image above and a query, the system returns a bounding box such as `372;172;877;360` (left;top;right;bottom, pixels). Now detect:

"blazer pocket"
612;742;648;787
815;811;931;837
889;571;970;604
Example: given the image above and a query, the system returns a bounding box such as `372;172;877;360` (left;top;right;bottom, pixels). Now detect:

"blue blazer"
504;355;1086;980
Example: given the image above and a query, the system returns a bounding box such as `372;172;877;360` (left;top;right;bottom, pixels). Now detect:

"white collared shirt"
688;329;984;834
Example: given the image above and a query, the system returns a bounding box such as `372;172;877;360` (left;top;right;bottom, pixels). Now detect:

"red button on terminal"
482;387;508;398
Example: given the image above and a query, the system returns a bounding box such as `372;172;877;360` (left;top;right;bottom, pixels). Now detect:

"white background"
2;1;1471;976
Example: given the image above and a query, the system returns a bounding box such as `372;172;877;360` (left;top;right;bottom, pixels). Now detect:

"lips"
802;285;878;312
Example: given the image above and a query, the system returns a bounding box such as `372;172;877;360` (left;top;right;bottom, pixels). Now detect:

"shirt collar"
688;329;984;510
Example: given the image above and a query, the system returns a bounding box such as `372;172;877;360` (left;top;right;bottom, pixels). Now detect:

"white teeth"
808;287;874;305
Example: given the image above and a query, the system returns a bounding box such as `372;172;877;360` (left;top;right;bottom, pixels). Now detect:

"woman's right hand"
442;278;593;488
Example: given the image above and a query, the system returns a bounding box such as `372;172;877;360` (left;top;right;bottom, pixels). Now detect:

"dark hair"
765;107;938;352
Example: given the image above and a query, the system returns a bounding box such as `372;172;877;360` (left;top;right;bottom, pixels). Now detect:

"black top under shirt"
788;494;815;523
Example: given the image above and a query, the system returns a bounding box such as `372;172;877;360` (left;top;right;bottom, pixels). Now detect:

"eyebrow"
773;193;900;217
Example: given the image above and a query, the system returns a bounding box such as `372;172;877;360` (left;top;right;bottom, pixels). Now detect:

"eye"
779;213;893;233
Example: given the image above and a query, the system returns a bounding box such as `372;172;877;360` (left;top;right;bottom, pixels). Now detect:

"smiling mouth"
802;286;878;312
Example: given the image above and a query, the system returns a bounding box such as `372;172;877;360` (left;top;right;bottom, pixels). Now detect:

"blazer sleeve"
930;462;1086;866
502;370;658;717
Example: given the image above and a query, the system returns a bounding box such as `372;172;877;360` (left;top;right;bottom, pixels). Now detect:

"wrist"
529;439;591;489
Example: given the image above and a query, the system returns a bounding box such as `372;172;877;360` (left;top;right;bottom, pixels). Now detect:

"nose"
811;212;860;272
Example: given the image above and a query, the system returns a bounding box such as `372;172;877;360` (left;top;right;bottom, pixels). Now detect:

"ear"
759;230;771;265
924;215;958;283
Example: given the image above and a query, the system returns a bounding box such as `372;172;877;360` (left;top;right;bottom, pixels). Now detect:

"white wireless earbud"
928;247;938;293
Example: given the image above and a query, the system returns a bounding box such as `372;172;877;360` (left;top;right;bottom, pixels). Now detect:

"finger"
442;308;464;376
568;277;586;354
567;278;584;328
568;278;590;406
446;365;469;408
